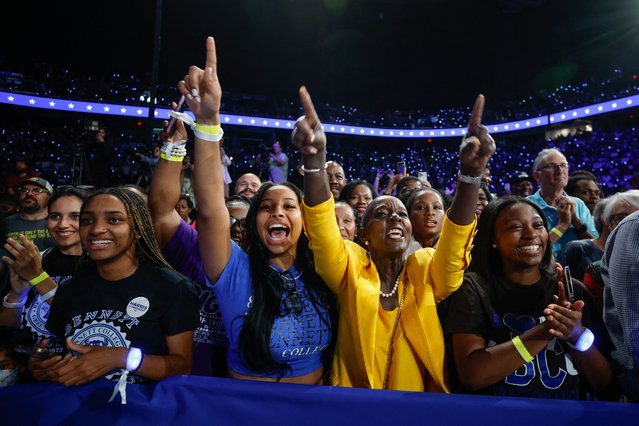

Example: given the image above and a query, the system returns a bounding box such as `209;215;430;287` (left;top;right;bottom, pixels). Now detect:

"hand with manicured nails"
177;36;222;126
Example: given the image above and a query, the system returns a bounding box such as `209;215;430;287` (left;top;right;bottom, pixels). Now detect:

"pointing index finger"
467;94;485;132
205;36;217;75
299;86;320;128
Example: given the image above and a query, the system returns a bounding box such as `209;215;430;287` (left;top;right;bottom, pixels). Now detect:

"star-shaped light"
68;103;75;109
104;106;110;112
120;108;126;113
29;99;36;104
86;105;93;111
49;101;55;107
136;109;143;115
7;96;14;102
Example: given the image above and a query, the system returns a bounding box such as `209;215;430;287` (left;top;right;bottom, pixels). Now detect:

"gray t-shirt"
5;214;55;251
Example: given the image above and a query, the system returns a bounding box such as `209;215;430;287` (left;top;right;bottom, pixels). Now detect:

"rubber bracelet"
2;294;27;309
550;227;563;238
512;335;534;363
41;287;58;302
194;123;222;134
194;123;223;142
566;328;595;352
457;170;482;185
29;271;50;286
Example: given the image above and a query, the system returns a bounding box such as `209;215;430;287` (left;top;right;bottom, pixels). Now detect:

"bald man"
234;173;261;200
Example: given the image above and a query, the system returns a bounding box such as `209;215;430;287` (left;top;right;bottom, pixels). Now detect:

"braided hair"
80;188;172;270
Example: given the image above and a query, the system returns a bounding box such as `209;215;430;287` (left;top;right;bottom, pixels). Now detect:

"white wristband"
41;287;58;302
193;128;224;142
2;293;27;309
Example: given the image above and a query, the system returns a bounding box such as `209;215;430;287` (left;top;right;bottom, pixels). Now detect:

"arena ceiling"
3;0;638;112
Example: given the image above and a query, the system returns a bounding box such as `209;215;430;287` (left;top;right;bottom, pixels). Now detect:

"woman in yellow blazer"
293;87;495;391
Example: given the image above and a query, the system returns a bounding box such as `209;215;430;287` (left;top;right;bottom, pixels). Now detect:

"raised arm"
179;37;230;283
2;235;57;304
292;87;331;206
448;95;495;225
148;104;189;249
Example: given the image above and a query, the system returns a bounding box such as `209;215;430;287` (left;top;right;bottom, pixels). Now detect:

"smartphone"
396;161;406;174
564;266;574;303
165;95;186;135
13;345;53;360
418;171;428;182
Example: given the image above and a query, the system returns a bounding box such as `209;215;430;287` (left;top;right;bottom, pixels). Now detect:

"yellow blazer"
302;197;475;391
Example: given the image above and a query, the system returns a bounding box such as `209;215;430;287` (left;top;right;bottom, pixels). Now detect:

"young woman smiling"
0;188;87;348
184;38;336;383
445;196;613;399
28;188;199;388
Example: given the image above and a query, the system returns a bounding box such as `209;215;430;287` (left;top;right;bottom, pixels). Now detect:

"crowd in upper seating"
1;62;637;128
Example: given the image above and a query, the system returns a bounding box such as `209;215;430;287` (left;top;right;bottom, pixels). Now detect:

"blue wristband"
566;328;595;352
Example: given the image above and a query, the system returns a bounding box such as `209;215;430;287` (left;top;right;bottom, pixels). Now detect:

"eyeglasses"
279;271;303;315
230;216;246;230
536;163;569;172
17;187;47;195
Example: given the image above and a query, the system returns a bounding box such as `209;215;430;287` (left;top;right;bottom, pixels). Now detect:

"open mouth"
386;228;404;240
267;224;290;241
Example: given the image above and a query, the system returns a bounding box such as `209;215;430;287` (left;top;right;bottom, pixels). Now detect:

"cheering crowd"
0;37;637;403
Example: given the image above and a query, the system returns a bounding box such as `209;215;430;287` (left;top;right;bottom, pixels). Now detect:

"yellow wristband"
160;152;185;162
550;227;563;238
512;336;534;363
194;123;222;135
29;271;50;286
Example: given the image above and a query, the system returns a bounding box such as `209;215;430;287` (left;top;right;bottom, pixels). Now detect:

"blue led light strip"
2;91;637;139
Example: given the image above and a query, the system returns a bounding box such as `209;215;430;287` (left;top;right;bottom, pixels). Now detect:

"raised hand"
459;95;496;176
292;86;326;167
178;36;221;125
2;235;43;281
162;101;189;142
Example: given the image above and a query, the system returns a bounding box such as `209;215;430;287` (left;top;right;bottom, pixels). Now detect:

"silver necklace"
380;273;401;298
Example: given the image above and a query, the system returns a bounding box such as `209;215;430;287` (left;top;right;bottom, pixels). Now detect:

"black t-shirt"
445;271;611;400
20;247;80;351
47;262;200;381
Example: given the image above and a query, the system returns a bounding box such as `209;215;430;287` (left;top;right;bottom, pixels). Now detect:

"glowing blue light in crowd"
2;91;638;139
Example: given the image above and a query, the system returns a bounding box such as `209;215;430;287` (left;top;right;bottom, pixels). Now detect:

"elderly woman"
294;88;494;391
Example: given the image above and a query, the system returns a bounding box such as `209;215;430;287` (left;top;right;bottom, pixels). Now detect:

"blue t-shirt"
528;190;598;253
209;242;331;378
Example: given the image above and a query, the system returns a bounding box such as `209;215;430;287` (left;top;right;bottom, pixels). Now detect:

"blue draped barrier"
1;376;637;425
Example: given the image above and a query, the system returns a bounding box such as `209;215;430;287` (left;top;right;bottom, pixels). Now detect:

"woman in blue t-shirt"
183;37;336;383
